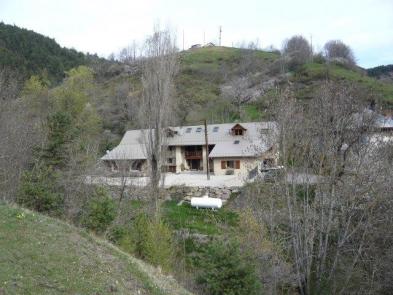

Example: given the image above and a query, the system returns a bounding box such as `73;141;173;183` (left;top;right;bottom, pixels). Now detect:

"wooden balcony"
185;150;202;159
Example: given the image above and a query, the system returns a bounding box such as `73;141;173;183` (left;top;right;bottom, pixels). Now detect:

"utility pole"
132;40;136;61
310;34;313;62
219;26;222;46
203;31;205;45
182;30;185;51
204;119;210;180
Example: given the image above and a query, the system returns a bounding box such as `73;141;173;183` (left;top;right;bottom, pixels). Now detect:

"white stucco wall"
212;157;258;176
211;150;278;176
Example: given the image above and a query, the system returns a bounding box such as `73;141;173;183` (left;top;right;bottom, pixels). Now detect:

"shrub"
106;224;128;243
17;165;63;214
313;52;326;64
82;187;116;233
143;219;174;272
124;214;174;272
130;213;150;257
196;239;261;295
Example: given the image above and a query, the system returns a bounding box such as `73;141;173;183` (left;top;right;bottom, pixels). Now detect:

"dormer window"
186;127;192;133
213;126;219;132
196;127;202;133
231;124;247;136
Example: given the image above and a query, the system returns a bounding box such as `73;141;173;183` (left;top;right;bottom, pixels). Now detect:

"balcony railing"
185;150;202;158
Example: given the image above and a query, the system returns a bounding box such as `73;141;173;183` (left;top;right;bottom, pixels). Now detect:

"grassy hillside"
294;62;393;104
92;46;393;150
175;46;279;122
0;203;192;295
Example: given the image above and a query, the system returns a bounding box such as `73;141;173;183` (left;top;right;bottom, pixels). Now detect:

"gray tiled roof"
102;122;277;160
101;144;146;160
209;140;268;158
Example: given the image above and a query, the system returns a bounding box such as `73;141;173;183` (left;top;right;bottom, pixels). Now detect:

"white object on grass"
191;194;222;209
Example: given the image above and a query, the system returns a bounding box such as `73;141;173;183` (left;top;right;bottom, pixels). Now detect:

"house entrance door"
190;159;201;170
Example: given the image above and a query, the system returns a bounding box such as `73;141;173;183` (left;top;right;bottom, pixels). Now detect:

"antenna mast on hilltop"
310;34;313;62
219;26;222;46
182;30;185;51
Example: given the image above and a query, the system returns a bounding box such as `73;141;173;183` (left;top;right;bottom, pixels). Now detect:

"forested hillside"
0;22;99;91
368;64;393;83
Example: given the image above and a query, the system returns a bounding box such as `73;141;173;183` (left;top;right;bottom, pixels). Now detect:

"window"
231;124;247;136
213;126;219;132
186;127;192;133
227;160;235;169
196;127;202;133
234;140;240;144
221;160;241;169
167;158;173;164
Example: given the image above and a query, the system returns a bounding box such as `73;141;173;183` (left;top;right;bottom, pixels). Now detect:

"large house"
102;122;278;176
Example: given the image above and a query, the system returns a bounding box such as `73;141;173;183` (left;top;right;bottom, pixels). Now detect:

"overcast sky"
1;0;392;68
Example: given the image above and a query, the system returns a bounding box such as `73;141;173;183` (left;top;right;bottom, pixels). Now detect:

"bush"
135;215;174;272
106;224;128;243
313;52;326;64
118;214;174;272
82;187;116;233
196;239;261;295
17;165;63;214
109;213;175;272
143;219;174;272
130;213;150;257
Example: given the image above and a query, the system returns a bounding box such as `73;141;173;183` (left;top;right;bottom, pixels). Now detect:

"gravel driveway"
86;172;249;188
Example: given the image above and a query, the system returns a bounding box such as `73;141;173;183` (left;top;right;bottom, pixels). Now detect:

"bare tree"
0;99;46;201
238;82;392;294
272;83;391;294
282;35;312;69
138;26;178;216
0;66;21;100
119;40;140;64
0;70;49;200
222;76;255;117
324;40;355;65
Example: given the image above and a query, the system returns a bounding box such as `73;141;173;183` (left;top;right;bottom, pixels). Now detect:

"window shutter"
235;160;240;169
221;161;226;169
